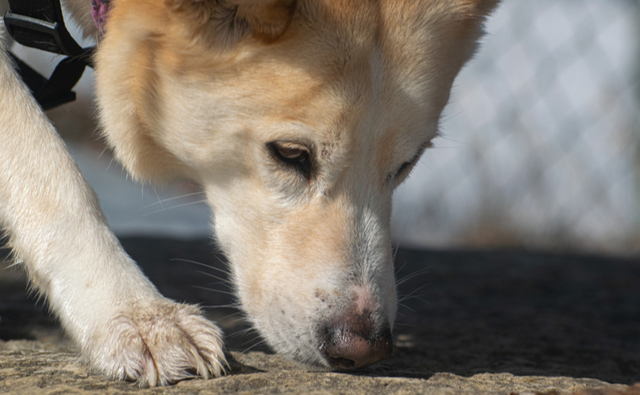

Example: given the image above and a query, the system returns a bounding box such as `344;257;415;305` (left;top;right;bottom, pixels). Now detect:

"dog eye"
389;142;431;183
276;145;307;162
387;160;415;183
268;142;312;178
395;160;413;178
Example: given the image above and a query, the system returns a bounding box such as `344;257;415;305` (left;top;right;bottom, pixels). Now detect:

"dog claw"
83;301;226;387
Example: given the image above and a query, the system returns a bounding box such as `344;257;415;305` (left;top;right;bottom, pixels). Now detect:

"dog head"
96;0;498;369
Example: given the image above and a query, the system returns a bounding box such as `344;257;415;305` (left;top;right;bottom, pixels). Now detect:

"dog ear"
462;0;500;14
456;0;500;21
164;0;296;45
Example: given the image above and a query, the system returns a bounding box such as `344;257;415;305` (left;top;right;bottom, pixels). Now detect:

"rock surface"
0;341;635;395
1;238;639;394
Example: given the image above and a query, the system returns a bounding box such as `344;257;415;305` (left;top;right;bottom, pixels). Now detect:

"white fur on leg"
0;24;225;386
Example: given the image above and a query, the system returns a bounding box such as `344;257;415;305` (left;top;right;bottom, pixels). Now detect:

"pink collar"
91;0;111;35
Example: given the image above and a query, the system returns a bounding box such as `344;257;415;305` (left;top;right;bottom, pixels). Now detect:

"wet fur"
0;0;498;386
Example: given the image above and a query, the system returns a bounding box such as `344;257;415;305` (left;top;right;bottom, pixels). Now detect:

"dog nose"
321;314;393;369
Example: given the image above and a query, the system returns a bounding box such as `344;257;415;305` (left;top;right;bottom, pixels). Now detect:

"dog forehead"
155;0;489;179
224;2;464;185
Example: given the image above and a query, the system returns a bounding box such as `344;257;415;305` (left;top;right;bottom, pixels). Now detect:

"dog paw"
84;302;226;387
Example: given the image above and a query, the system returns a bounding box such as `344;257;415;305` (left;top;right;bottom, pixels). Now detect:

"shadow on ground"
1;237;639;393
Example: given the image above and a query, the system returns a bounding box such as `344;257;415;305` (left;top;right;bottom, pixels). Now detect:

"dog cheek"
236;203;348;317
205;179;270;263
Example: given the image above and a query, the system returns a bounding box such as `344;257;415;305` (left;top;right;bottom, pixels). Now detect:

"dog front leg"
0;36;225;386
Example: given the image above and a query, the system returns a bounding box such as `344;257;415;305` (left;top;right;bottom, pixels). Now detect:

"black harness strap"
4;0;95;110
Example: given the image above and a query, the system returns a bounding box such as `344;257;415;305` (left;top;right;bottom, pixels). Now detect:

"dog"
0;0;499;387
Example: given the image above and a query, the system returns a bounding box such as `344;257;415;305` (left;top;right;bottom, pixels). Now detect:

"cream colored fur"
0;0;498;387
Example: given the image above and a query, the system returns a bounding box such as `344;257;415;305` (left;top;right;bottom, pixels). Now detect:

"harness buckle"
3;0;96;110
4;11;85;57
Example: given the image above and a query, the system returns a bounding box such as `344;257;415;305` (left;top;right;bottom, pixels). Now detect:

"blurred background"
393;0;640;255
9;0;640;256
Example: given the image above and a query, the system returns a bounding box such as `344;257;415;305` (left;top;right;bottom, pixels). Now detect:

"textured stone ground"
1;238;639;394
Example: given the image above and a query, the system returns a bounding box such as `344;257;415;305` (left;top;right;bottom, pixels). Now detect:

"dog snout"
320;312;393;370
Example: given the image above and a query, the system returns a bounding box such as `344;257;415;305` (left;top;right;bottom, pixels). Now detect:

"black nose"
320;314;393;370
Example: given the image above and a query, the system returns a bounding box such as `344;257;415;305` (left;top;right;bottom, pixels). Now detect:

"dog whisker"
138;192;206;211
193;285;236;297
399;281;430;296
393;213;412;263
203;282;231;289
140;200;208;216
397;288;428;301
397;295;428;305
229;326;260;339
393;311;408;319
396;302;416;313
394;260;409;276
171;258;231;276
396;267;432;286
239;338;269;354
397;283;430;306
150;187;161;209
196;270;231;284
211;253;232;270
218;310;247;321
96;145;111;160
200;304;240;309
392;244;400;266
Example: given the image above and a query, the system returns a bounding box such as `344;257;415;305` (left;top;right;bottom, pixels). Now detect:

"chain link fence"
392;0;640;254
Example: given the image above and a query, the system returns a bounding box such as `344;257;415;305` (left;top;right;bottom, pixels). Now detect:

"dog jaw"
96;0;499;369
